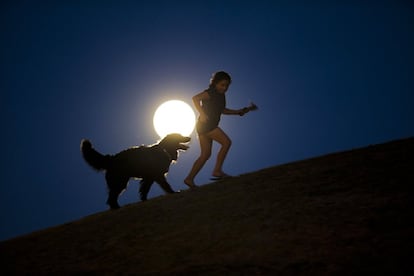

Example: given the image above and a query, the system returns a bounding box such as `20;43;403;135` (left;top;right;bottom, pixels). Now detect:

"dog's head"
159;133;191;161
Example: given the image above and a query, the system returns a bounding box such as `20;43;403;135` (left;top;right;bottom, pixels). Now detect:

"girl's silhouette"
184;71;255;187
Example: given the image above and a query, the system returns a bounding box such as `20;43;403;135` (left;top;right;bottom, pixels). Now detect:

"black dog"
81;133;190;209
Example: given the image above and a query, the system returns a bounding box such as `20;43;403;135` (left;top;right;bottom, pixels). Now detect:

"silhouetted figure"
81;133;190;209
184;71;257;187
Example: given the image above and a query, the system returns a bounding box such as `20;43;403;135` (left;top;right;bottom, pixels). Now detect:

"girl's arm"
223;103;257;116
223;107;249;116
192;91;210;122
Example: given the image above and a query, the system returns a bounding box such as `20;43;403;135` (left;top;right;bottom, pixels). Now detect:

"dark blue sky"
1;1;413;240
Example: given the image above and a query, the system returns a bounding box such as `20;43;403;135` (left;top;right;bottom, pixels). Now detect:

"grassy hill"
1;137;413;275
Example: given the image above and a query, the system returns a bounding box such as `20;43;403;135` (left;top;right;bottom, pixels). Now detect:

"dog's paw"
106;199;120;210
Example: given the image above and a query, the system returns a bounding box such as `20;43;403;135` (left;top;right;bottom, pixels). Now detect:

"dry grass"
1;137;413;275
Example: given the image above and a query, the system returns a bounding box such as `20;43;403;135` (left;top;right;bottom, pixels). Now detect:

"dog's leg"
139;179;154;201
105;173;128;209
107;189;121;210
155;176;175;194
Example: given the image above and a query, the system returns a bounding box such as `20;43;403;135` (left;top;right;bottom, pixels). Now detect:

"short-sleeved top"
196;88;226;134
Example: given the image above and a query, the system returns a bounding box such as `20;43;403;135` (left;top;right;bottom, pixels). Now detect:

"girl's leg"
184;134;213;187
207;128;232;177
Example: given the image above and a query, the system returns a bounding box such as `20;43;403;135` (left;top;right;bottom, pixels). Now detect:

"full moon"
153;100;196;138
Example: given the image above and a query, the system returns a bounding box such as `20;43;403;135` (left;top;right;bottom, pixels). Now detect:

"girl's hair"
209;71;232;89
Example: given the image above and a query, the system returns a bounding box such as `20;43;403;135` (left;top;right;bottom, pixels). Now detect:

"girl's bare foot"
212;171;231;178
210;172;232;181
184;178;198;189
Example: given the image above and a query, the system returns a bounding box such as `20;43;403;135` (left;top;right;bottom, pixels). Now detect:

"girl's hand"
238;102;258;116
238;108;249;116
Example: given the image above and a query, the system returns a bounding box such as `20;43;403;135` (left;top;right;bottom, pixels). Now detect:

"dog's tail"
80;139;111;171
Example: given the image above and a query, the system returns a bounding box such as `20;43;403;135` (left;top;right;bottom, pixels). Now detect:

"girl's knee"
224;138;232;149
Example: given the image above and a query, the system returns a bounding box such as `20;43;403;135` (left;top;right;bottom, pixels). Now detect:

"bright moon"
153;100;196;138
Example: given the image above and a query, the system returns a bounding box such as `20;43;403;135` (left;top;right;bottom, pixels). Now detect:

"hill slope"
1;138;414;275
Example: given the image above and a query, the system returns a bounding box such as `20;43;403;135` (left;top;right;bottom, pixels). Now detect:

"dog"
81;133;190;209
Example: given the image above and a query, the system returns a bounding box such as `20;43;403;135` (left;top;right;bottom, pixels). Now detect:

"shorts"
196;120;219;135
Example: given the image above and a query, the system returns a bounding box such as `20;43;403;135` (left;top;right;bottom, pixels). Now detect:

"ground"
1;137;413;275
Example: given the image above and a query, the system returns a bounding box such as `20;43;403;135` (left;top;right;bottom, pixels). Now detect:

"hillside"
1;137;414;275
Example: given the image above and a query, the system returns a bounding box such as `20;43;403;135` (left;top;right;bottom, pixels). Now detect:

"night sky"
1;1;413;240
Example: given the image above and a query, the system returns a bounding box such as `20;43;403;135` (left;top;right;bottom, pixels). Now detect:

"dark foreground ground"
1;137;413;275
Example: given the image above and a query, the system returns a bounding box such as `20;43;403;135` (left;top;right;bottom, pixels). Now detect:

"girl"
184;71;254;188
